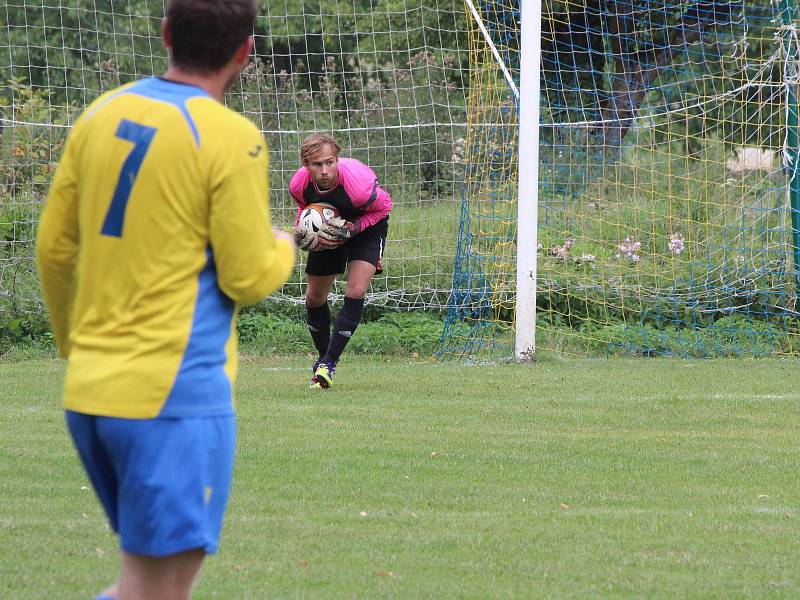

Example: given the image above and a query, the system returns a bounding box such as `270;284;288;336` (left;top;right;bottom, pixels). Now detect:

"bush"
573;315;791;358
0;312;53;356
238;310;443;356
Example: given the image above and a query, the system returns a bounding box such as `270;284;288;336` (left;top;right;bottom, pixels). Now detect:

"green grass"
2;355;800;598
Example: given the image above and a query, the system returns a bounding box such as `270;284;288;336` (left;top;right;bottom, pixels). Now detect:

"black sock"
306;301;331;358
323;296;365;366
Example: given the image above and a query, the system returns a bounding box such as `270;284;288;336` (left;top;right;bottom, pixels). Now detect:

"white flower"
618;237;641;262
668;233;684;255
549;238;575;262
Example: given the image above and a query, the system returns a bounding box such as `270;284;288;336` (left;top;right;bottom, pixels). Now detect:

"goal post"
515;0;543;361
782;0;800;288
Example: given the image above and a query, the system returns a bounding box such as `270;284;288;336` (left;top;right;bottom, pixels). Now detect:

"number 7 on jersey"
101;119;157;237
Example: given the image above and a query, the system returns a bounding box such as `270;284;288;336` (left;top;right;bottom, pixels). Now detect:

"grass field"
2;355;800;598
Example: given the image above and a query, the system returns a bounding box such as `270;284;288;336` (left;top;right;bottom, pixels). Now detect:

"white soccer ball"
298;202;340;251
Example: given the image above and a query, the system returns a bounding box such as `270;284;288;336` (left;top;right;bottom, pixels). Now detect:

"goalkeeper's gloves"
319;216;358;243
294;226;317;251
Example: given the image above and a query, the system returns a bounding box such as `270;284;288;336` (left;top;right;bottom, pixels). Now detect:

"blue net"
439;0;798;359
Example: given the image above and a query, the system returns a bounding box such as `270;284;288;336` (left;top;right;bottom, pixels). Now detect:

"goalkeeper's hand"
294;226;317;251
318;216;358;243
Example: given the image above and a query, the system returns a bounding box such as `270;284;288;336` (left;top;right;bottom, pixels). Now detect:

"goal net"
2;1;798;358
0;0;469;335
439;0;800;359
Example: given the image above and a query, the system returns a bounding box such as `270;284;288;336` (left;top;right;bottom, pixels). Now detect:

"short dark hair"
166;0;257;73
300;133;341;164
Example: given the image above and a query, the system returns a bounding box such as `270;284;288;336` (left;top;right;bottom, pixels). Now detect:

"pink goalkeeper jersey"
288;157;392;232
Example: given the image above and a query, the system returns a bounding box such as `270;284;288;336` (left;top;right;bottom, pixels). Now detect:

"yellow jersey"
36;77;294;418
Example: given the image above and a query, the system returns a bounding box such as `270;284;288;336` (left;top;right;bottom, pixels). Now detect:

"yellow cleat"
309;359;327;389
312;362;335;389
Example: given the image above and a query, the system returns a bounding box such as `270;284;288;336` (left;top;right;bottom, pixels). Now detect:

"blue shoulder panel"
123;77;209;147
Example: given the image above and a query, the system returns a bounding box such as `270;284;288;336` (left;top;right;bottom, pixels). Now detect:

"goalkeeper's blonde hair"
300;133;341;164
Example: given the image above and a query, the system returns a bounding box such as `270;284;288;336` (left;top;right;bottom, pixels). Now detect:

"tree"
542;0;750;147
597;0;742;146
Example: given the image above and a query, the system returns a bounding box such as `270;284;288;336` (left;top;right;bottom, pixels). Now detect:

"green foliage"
0;78;70;189
2;1;794;359
237;310;443;356
0;313;52;355
1;0;166;95
573;315;789;358
527;139;796;357
347;312;444;355
237;312;310;354
0;80;73;323
2;307;444;357
540;1;781;150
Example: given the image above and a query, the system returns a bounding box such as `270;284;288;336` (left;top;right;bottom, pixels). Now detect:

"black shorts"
306;217;388;276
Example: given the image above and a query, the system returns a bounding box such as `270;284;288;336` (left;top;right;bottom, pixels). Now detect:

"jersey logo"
248;144;263;158
338;330;353;337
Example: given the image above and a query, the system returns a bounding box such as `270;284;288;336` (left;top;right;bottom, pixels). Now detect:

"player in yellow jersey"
35;1;295;598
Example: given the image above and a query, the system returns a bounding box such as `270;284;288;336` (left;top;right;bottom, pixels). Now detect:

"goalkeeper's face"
305;145;340;191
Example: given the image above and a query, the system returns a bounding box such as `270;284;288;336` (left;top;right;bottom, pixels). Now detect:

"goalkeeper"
289;133;393;389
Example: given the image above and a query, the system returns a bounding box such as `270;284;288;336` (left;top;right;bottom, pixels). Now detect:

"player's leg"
305;273;337;367
316;218;388;387
117;548;204;600
89;415;236;599
94;584;119;599
305;246;347;387
317;260;374;382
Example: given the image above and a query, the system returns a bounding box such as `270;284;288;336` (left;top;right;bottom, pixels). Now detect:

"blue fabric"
160;249;235;417
101;119;157;237
66;411;236;557
123;77;207;146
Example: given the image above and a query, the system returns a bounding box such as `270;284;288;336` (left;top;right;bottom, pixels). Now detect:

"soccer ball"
298;202;340;251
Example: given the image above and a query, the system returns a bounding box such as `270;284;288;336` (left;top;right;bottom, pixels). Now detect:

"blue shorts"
65;411;236;557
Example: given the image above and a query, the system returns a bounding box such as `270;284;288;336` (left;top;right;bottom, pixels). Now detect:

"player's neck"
161;67;230;102
314;175;340;194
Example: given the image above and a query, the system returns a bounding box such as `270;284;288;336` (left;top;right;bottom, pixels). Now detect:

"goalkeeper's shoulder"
338;158;393;212
288;166;311;204
338;157;378;181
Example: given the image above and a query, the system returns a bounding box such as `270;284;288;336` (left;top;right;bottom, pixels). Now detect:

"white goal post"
515;0;542;360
